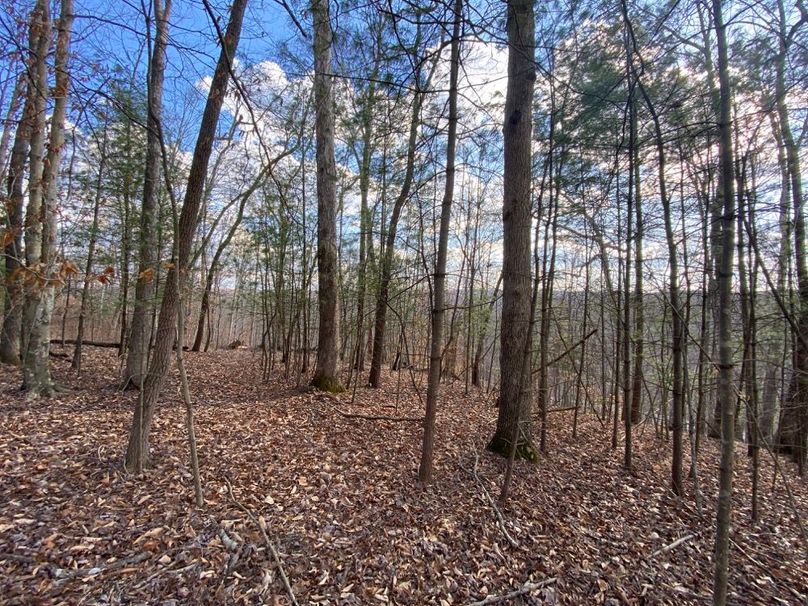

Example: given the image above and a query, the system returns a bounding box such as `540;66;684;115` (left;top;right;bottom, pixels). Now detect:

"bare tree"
487;0;536;461
124;0;172;388
419;0;461;483
310;0;344;392
124;0;248;471
710;0;738;600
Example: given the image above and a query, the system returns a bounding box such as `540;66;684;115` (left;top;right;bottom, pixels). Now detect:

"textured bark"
418;0;460;484
773;0;808;473
19;0;50;374
124;0;172;388
0;76;24;194
21;0;73;397
487;0;536;462
711;0;737;600
125;0;248;471
1;71;34;364
310;0;343;393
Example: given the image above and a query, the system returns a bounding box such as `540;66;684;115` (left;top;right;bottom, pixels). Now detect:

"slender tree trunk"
124;0;172;388
368;41;429;388
125;0;248;471
487;0;536;461
773;0;808;472
711;0;737;600
1;63;36;365
419;0;461;483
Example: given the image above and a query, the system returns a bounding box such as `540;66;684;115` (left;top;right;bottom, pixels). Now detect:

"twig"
650;533;695;558
335;410;422;422
466;451;519;548
468;577;557;606
224;477;299;606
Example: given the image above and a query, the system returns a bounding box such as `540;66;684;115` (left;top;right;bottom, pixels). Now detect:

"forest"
0;0;806;603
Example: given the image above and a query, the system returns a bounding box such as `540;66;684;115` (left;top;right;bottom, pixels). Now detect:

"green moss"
310;374;346;394
486;434;538;463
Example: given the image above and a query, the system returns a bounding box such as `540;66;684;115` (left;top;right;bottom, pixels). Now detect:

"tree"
125;0;249;471
310;0;344;392
710;0;738;600
419;0;461;483
487;0;537;461
20;0;74;396
124;0;172;388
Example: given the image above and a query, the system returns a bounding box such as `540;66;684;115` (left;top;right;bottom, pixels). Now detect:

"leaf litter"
0;346;805;604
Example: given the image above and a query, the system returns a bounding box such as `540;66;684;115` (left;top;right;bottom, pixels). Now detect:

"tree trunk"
1;67;35;365
309;0;344;392
367;42;429;388
487;0;536;462
124;0;172;388
124;0;248;471
73;127;108;373
22;0;73;397
419;0;460;483
711;0;737;600
773;0;808;472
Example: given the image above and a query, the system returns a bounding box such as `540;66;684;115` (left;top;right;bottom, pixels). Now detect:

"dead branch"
335;410;422;422
465;451;519;548
224;477;299;606
468;577;557;606
532;329;598;374
650;533;695;558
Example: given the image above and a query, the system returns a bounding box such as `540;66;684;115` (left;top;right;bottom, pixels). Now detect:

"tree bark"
124;0;172;388
487;0;536;462
419;0;461;483
711;0;737;600
21;0;73;397
310;0;344;392
773;0;808;473
125;0;248;471
1;67;35;365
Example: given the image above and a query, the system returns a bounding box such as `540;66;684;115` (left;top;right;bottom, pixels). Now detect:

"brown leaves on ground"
0;348;806;605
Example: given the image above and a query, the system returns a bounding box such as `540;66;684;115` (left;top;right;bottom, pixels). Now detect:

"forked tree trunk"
487;0;536;462
125;0;248;471
22;0;73;397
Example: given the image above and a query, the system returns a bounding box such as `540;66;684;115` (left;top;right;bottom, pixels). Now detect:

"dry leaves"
0;347;805;605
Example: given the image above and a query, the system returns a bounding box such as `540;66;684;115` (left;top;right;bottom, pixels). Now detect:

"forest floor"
0;347;806;606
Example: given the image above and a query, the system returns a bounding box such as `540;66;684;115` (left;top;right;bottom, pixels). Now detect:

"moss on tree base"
310;374;346;394
486;434;538;462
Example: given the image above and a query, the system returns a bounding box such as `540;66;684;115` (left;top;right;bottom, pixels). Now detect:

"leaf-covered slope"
0;347;805;604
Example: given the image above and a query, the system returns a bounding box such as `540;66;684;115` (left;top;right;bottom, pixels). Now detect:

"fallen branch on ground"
468;577;557;606
224;477;299;606
650;533;695;558
465;451;518;548
334;410;422;422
